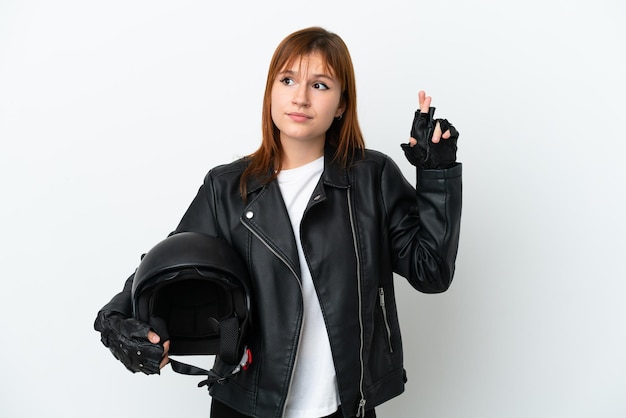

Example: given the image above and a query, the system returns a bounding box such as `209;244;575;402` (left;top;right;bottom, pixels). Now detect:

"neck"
279;137;325;170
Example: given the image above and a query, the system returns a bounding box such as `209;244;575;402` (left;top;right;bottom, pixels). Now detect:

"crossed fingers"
409;90;451;145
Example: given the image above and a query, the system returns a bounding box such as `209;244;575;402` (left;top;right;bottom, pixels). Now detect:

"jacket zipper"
346;188;367;417
378;288;394;353
240;220;304;418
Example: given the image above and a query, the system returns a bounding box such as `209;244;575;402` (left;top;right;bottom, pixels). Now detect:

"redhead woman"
95;26;462;418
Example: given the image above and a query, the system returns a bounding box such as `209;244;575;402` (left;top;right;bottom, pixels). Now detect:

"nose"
292;84;309;107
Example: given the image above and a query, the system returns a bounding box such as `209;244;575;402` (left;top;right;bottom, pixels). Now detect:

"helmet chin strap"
148;315;252;390
169;346;252;391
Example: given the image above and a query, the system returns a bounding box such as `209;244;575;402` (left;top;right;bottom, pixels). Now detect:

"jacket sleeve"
95;171;220;319
95;274;135;319
384;159;462;293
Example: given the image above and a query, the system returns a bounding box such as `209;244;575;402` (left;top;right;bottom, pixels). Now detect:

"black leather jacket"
99;146;462;418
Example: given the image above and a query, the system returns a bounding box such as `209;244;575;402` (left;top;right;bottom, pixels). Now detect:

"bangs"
279;50;337;80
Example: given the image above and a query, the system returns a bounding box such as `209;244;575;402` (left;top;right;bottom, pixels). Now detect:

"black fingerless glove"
94;310;164;375
401;107;459;169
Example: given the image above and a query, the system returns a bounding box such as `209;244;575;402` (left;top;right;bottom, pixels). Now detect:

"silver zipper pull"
356;399;367;417
379;288;385;306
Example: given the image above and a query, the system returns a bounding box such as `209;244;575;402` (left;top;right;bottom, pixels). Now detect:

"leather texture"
95;145;462;418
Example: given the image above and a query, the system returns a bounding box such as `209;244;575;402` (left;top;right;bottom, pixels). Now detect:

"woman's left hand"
401;90;459;169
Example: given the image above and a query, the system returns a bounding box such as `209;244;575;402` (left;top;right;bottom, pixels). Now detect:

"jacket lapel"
240;180;301;279
239;145;351;280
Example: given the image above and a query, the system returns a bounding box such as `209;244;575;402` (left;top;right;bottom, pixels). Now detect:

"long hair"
240;27;365;196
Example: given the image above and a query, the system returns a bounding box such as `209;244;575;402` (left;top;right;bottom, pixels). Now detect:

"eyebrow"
279;69;335;81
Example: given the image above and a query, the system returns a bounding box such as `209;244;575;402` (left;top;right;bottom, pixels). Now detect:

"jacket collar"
321;143;350;189
244;143;350;196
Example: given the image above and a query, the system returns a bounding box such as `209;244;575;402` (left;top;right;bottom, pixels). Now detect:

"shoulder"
362;148;393;164
352;148;402;173
204;157;249;184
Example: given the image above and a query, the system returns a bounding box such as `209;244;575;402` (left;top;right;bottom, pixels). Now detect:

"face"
270;53;344;150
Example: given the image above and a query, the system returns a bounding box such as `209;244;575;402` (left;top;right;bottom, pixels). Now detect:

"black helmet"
131;232;252;366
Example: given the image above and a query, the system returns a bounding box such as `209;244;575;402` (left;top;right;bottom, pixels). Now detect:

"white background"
1;1;625;417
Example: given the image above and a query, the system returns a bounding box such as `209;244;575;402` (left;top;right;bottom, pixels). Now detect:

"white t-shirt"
277;156;340;418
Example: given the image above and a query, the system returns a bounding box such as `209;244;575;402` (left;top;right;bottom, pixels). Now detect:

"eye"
313;82;329;90
280;77;295;86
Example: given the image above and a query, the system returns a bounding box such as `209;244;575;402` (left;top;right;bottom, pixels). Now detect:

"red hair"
240;27;364;195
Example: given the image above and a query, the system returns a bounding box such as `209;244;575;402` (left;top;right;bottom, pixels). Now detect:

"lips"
287;112;312;122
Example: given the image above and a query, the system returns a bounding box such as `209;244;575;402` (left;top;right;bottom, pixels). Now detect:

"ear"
335;104;345;119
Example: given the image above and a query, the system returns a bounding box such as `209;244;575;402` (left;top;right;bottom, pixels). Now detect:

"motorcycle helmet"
131;232;252;366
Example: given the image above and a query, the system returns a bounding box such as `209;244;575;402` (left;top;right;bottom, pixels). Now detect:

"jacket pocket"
378;287;394;354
